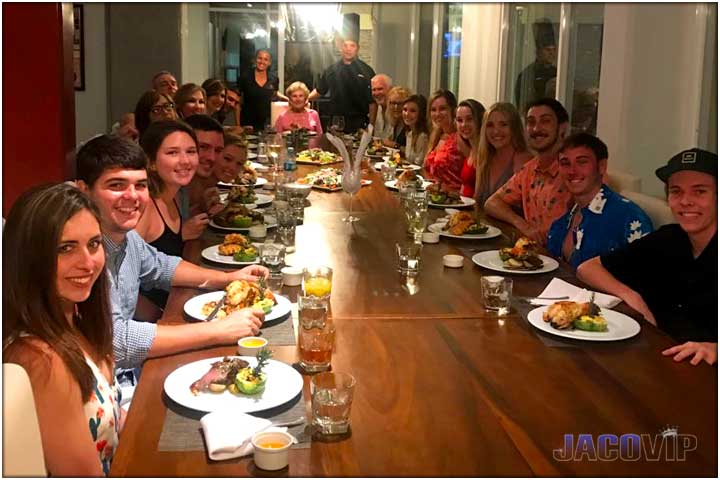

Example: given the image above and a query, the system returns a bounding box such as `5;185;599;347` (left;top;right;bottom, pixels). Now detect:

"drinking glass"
311;372;356;435
298;295;334;373
481;276;513;314
287;191;305;224
302;266;333;298
403;191;428;243
381;162;396;182
275;207;296;248
342;163;361;223
260;243;285;273
396;242;422;276
330;116;346;134
267;133;283;172
266;272;284;292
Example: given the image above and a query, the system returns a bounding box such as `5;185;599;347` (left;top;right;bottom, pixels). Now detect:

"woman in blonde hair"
214;132;248;184
456;99;486;197
474;102;533;207
174;83;207;119
424;89;463;189
382;86;412;149
274;81;322;135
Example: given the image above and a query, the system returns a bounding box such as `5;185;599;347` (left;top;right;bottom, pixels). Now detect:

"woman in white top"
401;94;429;165
3;183;122;476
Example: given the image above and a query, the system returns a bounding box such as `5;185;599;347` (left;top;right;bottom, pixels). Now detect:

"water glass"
266;272;284;292
381;163;396;182
298;295;334;373
396;242;422;276
404;192;428;243
288;194;305;224
311;372;356;435
275;207;296;248
481;276;513;314
260;243;285;273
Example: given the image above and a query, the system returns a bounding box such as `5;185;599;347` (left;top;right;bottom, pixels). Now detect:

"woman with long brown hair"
402;94;429;165
423;89;464;189
3;183;121;476
456;99;486;197
474;102;533;207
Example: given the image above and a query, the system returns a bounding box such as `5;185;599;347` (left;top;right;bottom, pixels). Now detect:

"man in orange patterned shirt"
484;98;572;245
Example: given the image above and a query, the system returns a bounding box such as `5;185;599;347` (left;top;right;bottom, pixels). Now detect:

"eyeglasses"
151;103;176;114
389;101;404;108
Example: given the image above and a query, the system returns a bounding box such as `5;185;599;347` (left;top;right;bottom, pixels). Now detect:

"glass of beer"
298;295;334;373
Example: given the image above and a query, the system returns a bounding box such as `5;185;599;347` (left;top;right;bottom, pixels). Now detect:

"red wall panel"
2;3;75;217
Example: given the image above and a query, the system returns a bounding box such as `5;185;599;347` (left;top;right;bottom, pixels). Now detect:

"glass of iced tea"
298;295;334;373
311;372;356;435
302;266;333;298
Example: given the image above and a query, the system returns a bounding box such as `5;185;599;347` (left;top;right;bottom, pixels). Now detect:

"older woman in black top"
238;49;286;132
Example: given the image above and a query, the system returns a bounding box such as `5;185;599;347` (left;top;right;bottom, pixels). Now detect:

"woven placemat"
259;306;296;346
158;391;311;452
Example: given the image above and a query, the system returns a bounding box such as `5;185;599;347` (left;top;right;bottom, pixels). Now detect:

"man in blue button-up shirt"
76;135;267;370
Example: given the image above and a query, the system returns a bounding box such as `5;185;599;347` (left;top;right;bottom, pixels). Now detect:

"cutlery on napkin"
529;278;622;308
200;410;297;461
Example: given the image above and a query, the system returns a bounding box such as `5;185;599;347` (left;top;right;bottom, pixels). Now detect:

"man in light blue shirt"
547;132;653;269
76;135;267;370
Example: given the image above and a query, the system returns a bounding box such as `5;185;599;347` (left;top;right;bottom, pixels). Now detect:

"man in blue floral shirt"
547;132;652;268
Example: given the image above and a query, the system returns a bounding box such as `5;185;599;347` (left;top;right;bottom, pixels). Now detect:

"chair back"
607;169;642;193
620;190;676;228
3;363;47;476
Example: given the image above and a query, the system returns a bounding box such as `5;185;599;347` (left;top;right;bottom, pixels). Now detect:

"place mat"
158;391;311;452
259;307;296;346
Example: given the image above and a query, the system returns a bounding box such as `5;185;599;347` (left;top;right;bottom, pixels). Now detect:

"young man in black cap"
308;13;375;133
577;148;718;365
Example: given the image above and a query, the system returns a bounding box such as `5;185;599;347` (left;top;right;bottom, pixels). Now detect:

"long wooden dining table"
110;163;717;477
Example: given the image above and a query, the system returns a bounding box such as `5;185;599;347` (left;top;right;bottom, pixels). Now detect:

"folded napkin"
530;278;622;308
200;409;291;461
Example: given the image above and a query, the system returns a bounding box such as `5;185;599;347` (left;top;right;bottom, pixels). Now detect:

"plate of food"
385;170;433;191
201;234;260;266
183;280;292;323
218;178;268;189
365;141;392;159
210;204;277;232
297;168;371;191
163;353;304;413
428;212;501;239
426;184;476;208
296;148;341;165
471;238;559;274
527;301;641;341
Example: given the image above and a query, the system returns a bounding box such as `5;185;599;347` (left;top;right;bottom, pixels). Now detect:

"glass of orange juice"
302;266;333;298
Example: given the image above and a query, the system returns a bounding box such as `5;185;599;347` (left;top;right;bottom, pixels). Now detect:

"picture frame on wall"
73;4;85;91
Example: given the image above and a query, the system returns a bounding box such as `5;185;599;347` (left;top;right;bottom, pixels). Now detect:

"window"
439;3;463;95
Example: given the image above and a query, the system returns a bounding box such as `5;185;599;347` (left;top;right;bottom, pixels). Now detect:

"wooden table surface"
110;165;717;477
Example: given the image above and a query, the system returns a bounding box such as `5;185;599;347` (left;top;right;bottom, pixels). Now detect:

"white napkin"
530;278;622;308
325;133;351;168
200;409;289;461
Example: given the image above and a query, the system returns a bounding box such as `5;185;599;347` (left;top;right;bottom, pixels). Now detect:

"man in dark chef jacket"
309;13;375;133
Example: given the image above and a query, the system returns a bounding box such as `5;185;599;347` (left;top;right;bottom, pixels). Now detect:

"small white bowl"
284;183;312;199
252;431;294;471
422;232;440;244
443;254;464;268
281;266;303;286
237;336;268;356
248;224;267;239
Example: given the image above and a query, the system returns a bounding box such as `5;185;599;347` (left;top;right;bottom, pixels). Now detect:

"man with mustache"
578;149;717;366
546;132;653;269
484;98;572;244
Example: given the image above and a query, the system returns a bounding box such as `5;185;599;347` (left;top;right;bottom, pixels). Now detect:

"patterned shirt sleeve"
111;302;158;370
135;233;182;292
623;204;654;245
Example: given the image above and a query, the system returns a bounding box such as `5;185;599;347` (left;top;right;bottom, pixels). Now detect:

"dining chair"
620;189;676;228
3;363;47;476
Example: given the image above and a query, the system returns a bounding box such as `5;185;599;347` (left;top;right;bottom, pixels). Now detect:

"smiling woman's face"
430;97;452;131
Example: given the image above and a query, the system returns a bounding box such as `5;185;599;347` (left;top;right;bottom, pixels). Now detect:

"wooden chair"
3;363;46;476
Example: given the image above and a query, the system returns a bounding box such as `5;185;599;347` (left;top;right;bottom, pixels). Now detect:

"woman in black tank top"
135;120;200;308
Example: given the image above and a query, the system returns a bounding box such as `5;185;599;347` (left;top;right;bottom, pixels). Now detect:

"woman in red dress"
456;99;486;198
423;90;463;190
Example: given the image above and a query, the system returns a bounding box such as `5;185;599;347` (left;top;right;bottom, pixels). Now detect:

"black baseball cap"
655;148;718;183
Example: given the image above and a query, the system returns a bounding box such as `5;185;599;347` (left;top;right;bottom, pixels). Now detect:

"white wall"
458;3;503;106
597;3;710;197
181;3;210;85
373;3;413;86
74;3;107;144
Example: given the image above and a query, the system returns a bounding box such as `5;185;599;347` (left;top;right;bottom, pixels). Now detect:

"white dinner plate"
218;192;272;207
282;130;318;136
217;178;268;189
471;250;560;274
163;356;303;413
245;134;259;141
248;161;268;172
247;143;258;150
428;222;502;240
526;306;641;342
428;196;476;208
184;291;292;323
200;244;261;266
384;179;433;191
247;152;258;160
373;161;421;172
209;216;277;232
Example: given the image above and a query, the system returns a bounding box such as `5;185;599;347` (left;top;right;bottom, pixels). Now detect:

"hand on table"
182;213;209;240
622;290;657;326
214;308;264;341
203;187;224;216
662;342;717;366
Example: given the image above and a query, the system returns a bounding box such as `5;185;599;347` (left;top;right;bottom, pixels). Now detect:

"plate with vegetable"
471;250;559;274
183;285;292;323
296;148;341;165
164;353;304;413
526;303;640;341
201;234;260;266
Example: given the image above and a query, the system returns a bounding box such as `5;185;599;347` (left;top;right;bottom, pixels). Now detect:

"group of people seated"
2;34;717;476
